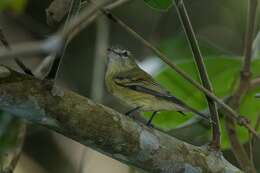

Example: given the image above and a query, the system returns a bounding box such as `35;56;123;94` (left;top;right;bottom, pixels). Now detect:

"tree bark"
0;66;242;173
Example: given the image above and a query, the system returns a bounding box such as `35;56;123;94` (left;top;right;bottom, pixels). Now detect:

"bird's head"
107;47;136;70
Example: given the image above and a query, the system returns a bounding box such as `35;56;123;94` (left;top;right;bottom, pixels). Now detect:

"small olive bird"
105;47;212;126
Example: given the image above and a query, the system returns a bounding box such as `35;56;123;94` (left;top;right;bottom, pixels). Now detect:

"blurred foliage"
159;34;223;60
143;0;173;10
0;0;27;13
143;53;260;148
0;0;260;171
253;31;260;58
0;111;25;172
141;33;260;149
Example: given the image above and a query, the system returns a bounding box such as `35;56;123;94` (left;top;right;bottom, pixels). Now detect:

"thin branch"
34;55;55;78
249;114;260;172
255;115;260;130
105;0;132;9
0;0;112;61
0;36;63;60
248;131;254;169
0;67;243;173
250;77;260;89
0;29;34;76
46;0;82;80
91;16;110;102
45;0;130;80
60;0;112;40
3;122;26;173
100;9;260;139
46;0;121;81
46;0;132;26
225;0;258;172
224;114;254;173
242;0;257;74
174;0;220;150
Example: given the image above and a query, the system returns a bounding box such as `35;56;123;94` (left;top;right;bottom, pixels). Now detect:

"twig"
100;9;260;138
46;0;121;81
250;77;260;89
249;114;260;171
0;0;112;61
225;0;258;172
105;0;132;9
0;29;34;76
60;0;112;41
46;0;82;80
225;119;254;173
90;17;110;102
243;0;257;74
248;130;254;169
255;115;260;130
3;123;26;173
46;0;132;26
0;36;63;60
34;55;55;78
174;0;220;150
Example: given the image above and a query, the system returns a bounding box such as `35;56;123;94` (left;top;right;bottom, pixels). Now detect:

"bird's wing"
113;68;187;107
113;68;212;122
113;68;171;95
113;69;185;106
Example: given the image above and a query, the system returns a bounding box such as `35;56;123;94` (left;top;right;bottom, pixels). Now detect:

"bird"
105;47;212;126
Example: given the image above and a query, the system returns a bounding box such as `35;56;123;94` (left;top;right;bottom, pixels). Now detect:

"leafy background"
141;0;260;149
0;0;260;172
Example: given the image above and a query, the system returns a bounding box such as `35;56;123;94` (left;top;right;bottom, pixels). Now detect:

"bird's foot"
125;106;141;117
146;122;154;128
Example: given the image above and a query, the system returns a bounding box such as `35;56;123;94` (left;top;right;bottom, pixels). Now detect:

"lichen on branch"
0;66;242;173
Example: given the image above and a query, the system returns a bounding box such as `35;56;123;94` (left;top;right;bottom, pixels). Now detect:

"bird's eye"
122;51;129;56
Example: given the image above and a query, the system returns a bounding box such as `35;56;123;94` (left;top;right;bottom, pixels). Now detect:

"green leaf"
142;56;260;149
159;34;225;61
143;0;173;10
0;0;27;13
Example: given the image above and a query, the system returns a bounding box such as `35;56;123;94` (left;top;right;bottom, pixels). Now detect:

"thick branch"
0;66;242;173
0;6;257;138
174;0;220;150
0;0;258;138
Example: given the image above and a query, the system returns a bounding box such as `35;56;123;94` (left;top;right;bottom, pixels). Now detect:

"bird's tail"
166;96;214;124
183;104;214;124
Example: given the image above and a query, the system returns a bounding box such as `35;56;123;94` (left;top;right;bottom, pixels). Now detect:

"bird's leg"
146;111;158;127
177;110;187;116
125;106;141;117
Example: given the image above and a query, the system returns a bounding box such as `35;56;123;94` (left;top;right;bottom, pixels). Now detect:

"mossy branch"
0;66;242;173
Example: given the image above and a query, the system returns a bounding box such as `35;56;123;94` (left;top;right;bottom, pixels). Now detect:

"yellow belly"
107;80;184;112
